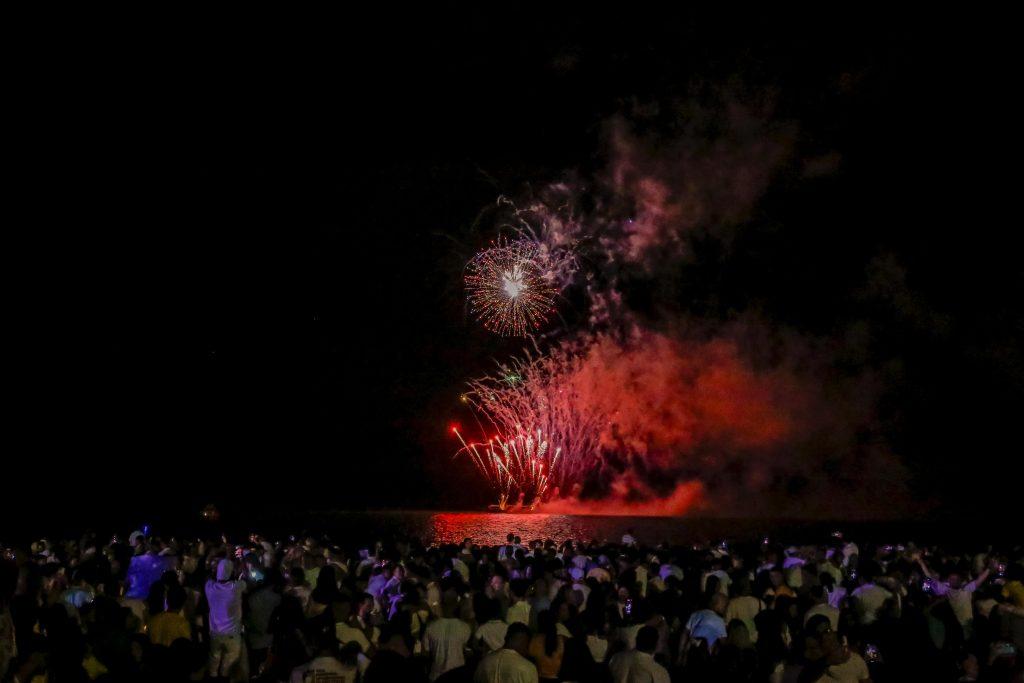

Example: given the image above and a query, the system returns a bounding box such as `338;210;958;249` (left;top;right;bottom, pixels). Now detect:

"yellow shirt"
82;654;109;680
147;611;192;647
528;634;565;679
1003;580;1024;608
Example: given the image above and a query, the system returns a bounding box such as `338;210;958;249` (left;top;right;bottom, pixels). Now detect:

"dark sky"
7;12;1021;533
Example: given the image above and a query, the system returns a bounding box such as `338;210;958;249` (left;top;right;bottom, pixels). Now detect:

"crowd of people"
1;524;1022;682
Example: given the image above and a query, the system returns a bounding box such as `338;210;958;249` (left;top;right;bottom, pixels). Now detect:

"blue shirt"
685;609;727;648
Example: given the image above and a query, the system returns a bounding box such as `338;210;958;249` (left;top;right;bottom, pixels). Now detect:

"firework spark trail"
464;239;558;337
453;426;562;508
460;342;606;499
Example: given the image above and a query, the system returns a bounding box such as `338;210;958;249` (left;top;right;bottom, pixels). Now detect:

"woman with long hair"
529;609;566;682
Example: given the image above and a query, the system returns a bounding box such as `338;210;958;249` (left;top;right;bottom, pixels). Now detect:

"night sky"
8;13;1020;534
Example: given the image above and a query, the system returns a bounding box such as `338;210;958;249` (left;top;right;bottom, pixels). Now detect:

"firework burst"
455;341;606;506
452;427;560;509
465;239;558;337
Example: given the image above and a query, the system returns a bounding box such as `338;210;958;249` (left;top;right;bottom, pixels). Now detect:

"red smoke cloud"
481;323;906;518
575;332;796;468
542;480;705;517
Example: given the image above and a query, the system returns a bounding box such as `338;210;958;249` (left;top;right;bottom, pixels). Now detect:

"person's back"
149;584;191;647
206;570;245;636
476;618;509;653
423;594;471;681
506;595;531;626
205;559;247;678
608;625;669;683
851;578;891;625
527;610;565;681
474;623;538;683
475;649;539;683
724;583;763;641
804;586;840;632
126;549;174;600
246;579;282;653
685;594;729;650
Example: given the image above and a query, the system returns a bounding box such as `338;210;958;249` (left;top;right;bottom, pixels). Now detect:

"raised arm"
971;566;992;590
914;554;938;581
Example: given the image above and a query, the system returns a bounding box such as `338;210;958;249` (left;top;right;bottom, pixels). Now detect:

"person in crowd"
475;596;509;654
609;624;670;683
423;589;472;680
245;566;282;674
205;558;246;680
725;576;765;642
475;621;538;683
1;526;1022;682
850;562;893;626
804;584;840;631
682;592;729;652
147;582;191;647
528;609;566;682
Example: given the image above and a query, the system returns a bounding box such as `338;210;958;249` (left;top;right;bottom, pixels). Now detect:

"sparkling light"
465;239;557;337
452;343;605;508
453;426;561;511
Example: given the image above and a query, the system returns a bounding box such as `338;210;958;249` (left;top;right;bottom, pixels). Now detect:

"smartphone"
624;598;633;616
865;643;881;663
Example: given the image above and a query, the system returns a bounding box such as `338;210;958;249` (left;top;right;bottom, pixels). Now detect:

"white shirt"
586;635;609;663
423;617;471;681
506;601;531;626
725;596;764;639
451;558;470;583
822;562;844;586
474;648;538;683
475;620;509;652
932;579;978;626
609;650;670;683
851;583;892;625
804;603;840;631
700;569;731;595
336;622;375;653
821;652;869;683
205;579;246;636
